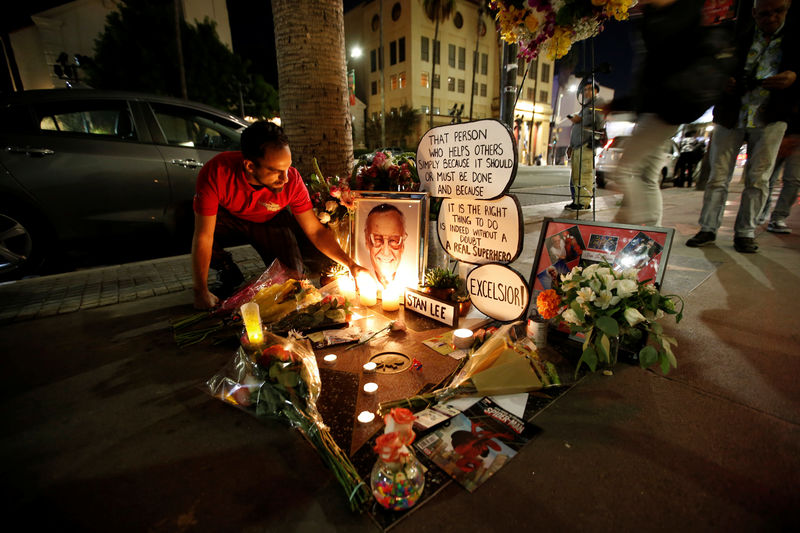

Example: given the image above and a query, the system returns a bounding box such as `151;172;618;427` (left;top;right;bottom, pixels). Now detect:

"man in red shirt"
192;121;366;309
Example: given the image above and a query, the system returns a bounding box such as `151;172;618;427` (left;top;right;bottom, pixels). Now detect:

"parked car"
594;135;681;188
0;89;249;279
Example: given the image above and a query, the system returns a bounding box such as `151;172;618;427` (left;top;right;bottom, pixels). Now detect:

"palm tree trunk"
271;0;354;179
429;19;439;130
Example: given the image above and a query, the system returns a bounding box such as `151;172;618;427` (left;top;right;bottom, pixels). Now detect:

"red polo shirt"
193;151;313;223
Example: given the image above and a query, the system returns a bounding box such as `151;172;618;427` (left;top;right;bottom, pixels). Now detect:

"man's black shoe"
686;231;716;247
564;202;579;210
213;263;245;299
733;236;758;253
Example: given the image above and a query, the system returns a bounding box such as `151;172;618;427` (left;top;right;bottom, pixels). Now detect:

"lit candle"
339;276;356;302
357;273;378;307
323;353;338;365
240;302;263;345
381;284;401;312
363;382;379;394
452;328;474;349
357;411;376;424
363;361;377;373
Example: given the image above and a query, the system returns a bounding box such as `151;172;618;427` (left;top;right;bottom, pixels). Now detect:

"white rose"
318;212;331;224
583;264;599;277
325;200;339;212
600;273;616;288
623;268;639;280
613;278;638;299
596;267;612;278
624;307;647;326
562;308;583;325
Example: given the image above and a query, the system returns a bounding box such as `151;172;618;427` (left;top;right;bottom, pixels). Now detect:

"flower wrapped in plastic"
206;331;370;512
350;150;420;192
377;322;561;415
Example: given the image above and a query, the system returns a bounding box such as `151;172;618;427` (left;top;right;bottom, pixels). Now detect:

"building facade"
344;0;554;164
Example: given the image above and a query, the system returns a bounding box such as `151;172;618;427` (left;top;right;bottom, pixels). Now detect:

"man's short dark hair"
241;121;290;162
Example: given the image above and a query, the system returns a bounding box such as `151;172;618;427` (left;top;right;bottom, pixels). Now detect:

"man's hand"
761;71;796;90
348;263;370;288
194;288;219;310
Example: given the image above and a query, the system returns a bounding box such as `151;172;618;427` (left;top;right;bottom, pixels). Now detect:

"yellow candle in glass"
240;302;263;345
381;285;401;312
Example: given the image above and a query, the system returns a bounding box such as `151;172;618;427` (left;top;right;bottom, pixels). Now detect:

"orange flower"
536;289;562;320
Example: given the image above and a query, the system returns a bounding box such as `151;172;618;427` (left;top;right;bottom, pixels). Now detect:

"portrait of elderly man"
363;203;408;288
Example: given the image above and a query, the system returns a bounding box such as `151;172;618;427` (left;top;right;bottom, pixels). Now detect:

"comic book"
413;397;541;492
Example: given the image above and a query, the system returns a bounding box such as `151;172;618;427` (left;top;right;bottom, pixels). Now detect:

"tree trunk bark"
271;0;354;179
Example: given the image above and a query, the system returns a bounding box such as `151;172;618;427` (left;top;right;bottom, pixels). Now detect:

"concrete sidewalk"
1;181;798;532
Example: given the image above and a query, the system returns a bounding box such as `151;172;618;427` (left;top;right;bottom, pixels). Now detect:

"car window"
150;103;242;151
32;100;137;140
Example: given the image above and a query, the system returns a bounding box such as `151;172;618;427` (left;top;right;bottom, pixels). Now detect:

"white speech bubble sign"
437;195;523;265
416;119;517;199
466;263;530;322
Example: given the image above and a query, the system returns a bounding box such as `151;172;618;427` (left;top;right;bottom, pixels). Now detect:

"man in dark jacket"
687;0;797;253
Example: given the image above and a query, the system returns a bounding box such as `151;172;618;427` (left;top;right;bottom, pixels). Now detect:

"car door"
0;98;171;242
142;101;245;235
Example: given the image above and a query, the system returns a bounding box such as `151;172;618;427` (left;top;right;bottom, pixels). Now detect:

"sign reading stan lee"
416;119;517;200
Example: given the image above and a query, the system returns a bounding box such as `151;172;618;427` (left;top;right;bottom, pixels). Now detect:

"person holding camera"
687;0;797;253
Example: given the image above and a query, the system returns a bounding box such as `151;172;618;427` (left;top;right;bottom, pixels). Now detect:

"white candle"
357;273;378;307
339;276;356;302
357;411;376;424
323;353;338;365
240;302;263;345
363;382;379;394
381;285;401;312
363;361;377;373
452;328;474;349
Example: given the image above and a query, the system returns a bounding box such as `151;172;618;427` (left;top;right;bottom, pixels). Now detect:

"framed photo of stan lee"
352;192;429;289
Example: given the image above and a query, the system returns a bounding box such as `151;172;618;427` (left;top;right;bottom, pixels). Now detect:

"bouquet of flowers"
536;261;684;376
350;150;420;192
206;331;370;512
490;0;636;61
307;158;356;227
378;322;560;415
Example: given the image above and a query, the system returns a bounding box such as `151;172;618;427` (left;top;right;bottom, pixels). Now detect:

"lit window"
390;74;398;91
421;72;430;88
398;72;406;89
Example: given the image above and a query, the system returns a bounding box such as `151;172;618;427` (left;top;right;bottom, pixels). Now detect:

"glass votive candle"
357;273;378;307
357;411;376;424
363;382;379;395
452;328;474;349
322;353;338;365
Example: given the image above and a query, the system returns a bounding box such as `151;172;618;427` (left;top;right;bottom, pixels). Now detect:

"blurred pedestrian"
566;82;605;211
765;135;800;232
612;0;736;226
687;0;797;252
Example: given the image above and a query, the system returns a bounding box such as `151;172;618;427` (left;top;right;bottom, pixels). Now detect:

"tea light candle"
363;382;379;394
357;411;376;424
240;302;263;345
339;276;356;302
322;353;338;365
357;273;378;307
452;328;474;349
362;361;377;373
381;284;401;312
